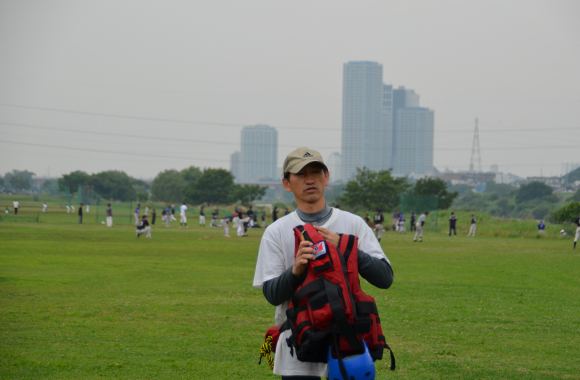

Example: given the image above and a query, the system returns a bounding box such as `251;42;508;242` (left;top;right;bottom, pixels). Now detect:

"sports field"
1;206;579;379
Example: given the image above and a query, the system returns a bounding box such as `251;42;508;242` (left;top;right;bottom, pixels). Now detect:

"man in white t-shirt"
13;200;19;215
467;214;477;237
42;203;48;212
180;202;188;228
253;147;394;379
413;211;429;242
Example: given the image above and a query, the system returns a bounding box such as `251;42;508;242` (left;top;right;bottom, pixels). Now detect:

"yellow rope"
258;335;275;370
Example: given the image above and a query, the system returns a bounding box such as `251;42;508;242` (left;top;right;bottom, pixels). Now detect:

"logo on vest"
303;152;313;158
312;241;328;259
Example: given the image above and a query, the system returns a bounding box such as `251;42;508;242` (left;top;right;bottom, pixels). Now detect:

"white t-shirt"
252;209;390;377
180;205;187;216
13;201;19;208
416;213;427;227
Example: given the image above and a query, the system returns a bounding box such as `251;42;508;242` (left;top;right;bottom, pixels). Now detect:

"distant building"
341;61;391;180
230;151;242;181
392;107;434;176
490;164;499;173
327;152;342;183
240;125;278;183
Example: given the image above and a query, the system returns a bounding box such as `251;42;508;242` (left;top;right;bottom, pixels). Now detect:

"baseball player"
42;203;48;212
398;213;406;233
414;211;429;242
199;207;206;226
136;215;152;239
537;220;546;234
220;213;234;237
13;199;19;215
410;212;416;232
467;214;477;237
449;212;457;237
180;202;188;228
134;203;141;226
66;205;70;214
373;209;385;242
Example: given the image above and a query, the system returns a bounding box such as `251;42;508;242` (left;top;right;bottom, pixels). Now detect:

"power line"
2;102;578;134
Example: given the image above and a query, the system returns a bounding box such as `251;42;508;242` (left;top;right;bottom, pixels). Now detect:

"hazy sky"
1;0;579;180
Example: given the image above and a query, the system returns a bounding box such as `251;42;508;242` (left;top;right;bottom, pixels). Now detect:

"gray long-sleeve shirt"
262;205;394;306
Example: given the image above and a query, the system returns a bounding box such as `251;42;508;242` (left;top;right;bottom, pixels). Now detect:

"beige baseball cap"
283;147;327;176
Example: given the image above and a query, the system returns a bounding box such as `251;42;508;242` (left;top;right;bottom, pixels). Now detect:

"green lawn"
1;210;579;379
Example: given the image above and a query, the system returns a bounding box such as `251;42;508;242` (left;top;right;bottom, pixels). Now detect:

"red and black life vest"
280;223;395;369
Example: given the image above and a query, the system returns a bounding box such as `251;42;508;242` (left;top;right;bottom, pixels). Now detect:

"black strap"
324;279;362;351
332;332;350;380
342;235;356;263
378;336;396;370
356;301;379;315
313;261;332;274
291;277;325;307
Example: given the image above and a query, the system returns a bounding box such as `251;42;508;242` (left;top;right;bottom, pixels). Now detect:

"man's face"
283;163;329;204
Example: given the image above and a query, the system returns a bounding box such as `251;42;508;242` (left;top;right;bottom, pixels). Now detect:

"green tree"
184;168;235;205
232;184;267;206
412;178;458;210
564;166;580;184
550;201;580;224
484;181;517;196
181;166;202;183
41;179;59;194
337;167;410;211
515;182;553;204
9;175;31;190
58;171;90;192
90;170;136;202
151;170;186;203
570;188;580;202
0;176;4;189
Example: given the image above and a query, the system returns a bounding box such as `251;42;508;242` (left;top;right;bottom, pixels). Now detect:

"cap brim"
286;160;328;174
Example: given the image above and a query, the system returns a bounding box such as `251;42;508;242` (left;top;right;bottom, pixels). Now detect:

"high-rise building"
341;61;391;180
327;152;342;183
240;124;278;183
230;151;242;181
393;107;434;176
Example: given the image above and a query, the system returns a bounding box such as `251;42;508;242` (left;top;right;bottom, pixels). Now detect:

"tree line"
56;167;266;205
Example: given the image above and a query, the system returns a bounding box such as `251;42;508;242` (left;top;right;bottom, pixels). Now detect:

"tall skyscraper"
240;124;278;183
393;107;434;176
341;61;391;181
327;152;342;183
230;151;242;181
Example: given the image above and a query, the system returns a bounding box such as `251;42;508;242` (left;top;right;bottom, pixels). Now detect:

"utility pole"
469;118;482;173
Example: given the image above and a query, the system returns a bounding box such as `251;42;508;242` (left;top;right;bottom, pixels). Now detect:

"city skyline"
1;1;578;180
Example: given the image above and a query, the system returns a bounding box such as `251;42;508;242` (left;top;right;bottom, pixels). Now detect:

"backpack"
278;223;395;369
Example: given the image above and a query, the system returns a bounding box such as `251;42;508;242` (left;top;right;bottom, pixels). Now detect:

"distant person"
373;209;385;242
106;203;113;227
414;211;429;242
78;203;83;225
220;213;234;237
364;214;370;225
261;211;266;228
170;205;177;221
199;207;206;226
467;214;477;237
66;205;70;214
238;212;250;237
574;212;580;249
272;206;278;222
86;204;89;213
410;212;416;232
71;204;75;213
13;199;19;215
180;202;188;228
161;208;166;222
136;215;151;239
537;220;546;234
335;204;340;209
134;203;141;226
398;213;406;234
247;206;255;228
5;206;9;215
165;205;171;227
145;206;149;216
284;207;290;216
42;203;48;213
151;208;156;225
211;208;219;227
449;212;457;237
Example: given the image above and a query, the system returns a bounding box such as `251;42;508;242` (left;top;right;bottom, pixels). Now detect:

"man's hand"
314;226;340;249
293;240;314;276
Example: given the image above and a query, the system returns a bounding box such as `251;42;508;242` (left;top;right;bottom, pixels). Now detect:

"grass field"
1;202;580;379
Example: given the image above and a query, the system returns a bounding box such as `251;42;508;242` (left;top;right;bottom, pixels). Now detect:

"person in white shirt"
237;213;250;237
66;205;70;214
253;147;393;379
70;205;75;213
145;206;149;216
42;203;48;212
13;200;19;215
413;211;429;242
180;202;188;228
467;214;477;237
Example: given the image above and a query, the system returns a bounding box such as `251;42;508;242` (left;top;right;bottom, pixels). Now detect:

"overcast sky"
1;0;579;181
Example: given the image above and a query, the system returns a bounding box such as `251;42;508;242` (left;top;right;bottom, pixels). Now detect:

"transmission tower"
469;118;482;173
